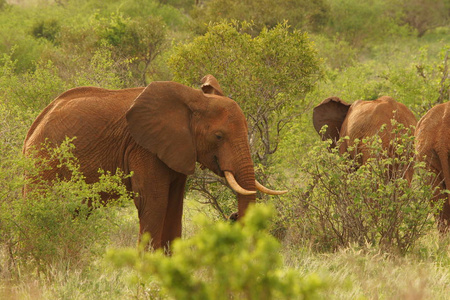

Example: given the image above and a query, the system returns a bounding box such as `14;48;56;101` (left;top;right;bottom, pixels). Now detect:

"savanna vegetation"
1;0;449;298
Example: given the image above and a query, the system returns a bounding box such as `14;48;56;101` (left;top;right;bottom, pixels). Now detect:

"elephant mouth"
198;156;223;176
214;155;225;177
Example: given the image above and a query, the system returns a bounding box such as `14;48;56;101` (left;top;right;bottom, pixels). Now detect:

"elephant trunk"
225;171;256;195
233;159;257;220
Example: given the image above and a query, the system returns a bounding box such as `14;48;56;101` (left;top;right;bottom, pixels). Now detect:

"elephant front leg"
161;174;187;249
134;175;187;251
129;154;173;250
134;188;170;250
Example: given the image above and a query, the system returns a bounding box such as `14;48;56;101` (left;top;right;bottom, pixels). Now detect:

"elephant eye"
215;132;224;141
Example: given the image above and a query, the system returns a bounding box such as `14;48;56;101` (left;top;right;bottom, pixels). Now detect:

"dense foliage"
0;0;449;298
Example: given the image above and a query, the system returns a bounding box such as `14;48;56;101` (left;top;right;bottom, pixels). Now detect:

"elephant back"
23;87;144;153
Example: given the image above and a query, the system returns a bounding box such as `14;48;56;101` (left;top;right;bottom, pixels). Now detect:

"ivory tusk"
224;171;257;195
255;180;288;195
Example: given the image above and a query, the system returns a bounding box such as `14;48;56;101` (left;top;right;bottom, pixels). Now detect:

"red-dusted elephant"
415;101;450;232
313;96;417;179
23;75;285;249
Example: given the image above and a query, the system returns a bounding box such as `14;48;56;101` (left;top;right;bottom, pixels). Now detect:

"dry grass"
282;233;450;299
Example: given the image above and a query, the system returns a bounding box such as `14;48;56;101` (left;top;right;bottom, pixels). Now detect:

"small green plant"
108;204;324;299
279;123;441;254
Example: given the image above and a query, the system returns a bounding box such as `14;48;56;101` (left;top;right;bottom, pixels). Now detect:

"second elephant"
313;96;417;171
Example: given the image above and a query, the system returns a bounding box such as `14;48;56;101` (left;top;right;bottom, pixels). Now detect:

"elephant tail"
437;148;450;206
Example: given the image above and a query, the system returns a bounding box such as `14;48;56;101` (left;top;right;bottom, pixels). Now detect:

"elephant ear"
313;97;351;147
201;74;225;96
126;81;204;175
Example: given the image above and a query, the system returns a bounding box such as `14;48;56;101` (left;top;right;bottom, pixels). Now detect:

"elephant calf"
23;75;285;250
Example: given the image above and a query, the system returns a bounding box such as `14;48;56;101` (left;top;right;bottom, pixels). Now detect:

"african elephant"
415;101;450;232
312;96;417;176
23;75;286;249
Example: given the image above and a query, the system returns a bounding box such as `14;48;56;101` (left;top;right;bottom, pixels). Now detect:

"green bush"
0;104;34;202
324;0;410;47
95;13;168;85
189;0;329;35
71;45;126;89
392;0;450;37
380;46;450;115
0;49;66;110
0;0;7;11
108;204;324;299
0;138;133;275
311;34;358;70
0;5;54;72
0;45;125;111
278;123;441;254
31;18;60;44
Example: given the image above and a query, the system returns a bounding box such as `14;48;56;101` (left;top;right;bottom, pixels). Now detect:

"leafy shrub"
0;138;133;275
0;104;34;203
0;5;54;72
324;0;410;47
278;123;441;254
71;45;126;89
108;204;324;299
0;44;128;111
189;0;329;35
392;0;450;37
380;46;450;115
31;18;60;43
0;49;66;110
0;0;7;11
96;13;168;85
311;34;358;70
118;0;188;29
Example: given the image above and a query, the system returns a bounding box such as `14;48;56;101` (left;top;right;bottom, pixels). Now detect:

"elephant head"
125;75;285;220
